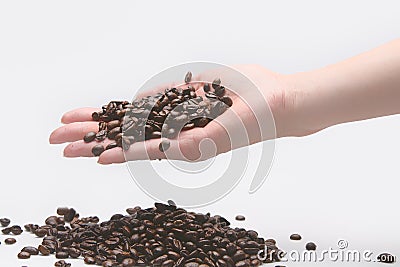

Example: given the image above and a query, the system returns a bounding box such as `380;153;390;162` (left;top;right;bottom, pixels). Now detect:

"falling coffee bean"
0;218;11;227
235;215;246;221
306;242;317;251
184;71;192;83
290;234;302;241
159;139;171;152
5;238;16;245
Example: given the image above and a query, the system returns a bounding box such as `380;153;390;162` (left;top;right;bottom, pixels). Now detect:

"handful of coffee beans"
84;72;233;156
9;203;282;266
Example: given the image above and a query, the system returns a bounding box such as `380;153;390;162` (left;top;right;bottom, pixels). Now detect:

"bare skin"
50;39;400;164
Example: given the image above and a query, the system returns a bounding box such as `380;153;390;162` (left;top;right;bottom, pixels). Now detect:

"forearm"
287;39;400;135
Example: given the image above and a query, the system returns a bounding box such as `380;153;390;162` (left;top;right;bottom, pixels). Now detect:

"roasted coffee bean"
203;83;211;92
215;86;225;96
55;260;71;267
96;130;107;141
290;234;302;241
159;139;171;152
106;142;118;150
305;242;317;251
212;78;221;89
83;131;97;143
185;71;193;83
34;228;47;238
92;144;105;156
56;251;69;259
235;215;245;221
92;112;100;121
13;201;281;266
221;96;233;107
4;238;16;245
38;244;51;256
0;218;11;227
22;246;39;255
64;208;76;223
57;207;69;216
11;225;23;235
17;251;31;259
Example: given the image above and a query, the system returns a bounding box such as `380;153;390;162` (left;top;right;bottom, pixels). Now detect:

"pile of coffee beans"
5;203;282;266
84;72;233;156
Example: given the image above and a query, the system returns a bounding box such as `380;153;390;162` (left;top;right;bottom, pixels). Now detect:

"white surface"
0;0;399;266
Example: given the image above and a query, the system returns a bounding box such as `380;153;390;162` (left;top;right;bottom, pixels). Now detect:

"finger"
64;139;113;158
49;122;99;144
61;107;100;124
98;129;208;164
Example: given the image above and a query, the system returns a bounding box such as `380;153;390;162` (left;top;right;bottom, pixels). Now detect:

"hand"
49;65;309;164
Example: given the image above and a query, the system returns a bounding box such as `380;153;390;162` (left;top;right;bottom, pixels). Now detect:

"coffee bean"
289;234;302;241
56;251;69;259
212;78;221;89
221;96;233;107
305;242;317;251
92;144;105;156
55;260;71;267
159;139;171;152
22;246;39;255
38;244;51;256
106;142;118;150
92;112;100;121
11;225;23;235
64;208;76;223
235;215;245;221
34;228;47;238
83;132;96;143
84;256;96;264
56;207;69;216
95;130;107;141
185;71;193;83
5;238;16;245
18;251;31;259
0;218;11;227
203;83;211;93
215;86;225;96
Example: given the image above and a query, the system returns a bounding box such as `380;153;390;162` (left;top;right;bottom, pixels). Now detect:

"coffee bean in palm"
203;83;211;92
305;242;317;251
105;142;118;150
5;238;16;245
17;251;31;259
221;96;233;107
215;85;225;96
184;71;192;83
159;139;170;152
194;117;209;127
212;78;221;89
290;234;302;241
92;112;100;121
83;132;96;143
0;218;10;227
95;130;107;141
92;144;105;156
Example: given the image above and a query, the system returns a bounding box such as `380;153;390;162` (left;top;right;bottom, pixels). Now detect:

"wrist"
275;71;327;138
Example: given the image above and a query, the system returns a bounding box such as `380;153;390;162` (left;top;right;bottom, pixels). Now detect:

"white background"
0;0;399;266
